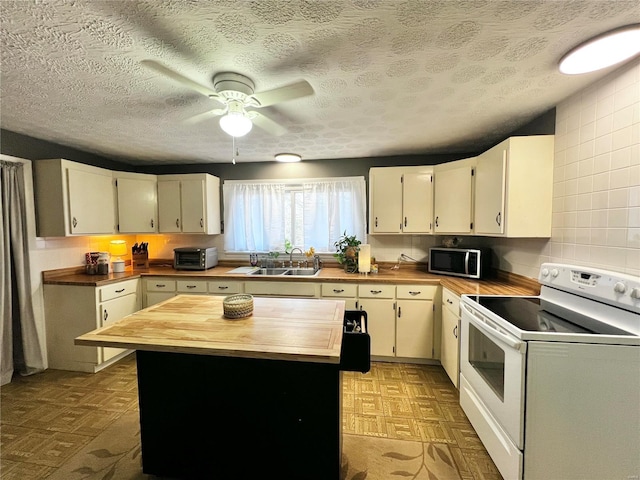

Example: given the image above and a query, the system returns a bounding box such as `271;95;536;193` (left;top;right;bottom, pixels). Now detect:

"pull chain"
232;136;236;165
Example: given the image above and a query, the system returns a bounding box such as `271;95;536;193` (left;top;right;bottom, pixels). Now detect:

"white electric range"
459;263;639;480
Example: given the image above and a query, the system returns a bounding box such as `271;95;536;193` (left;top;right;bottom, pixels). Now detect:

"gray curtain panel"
1;160;44;385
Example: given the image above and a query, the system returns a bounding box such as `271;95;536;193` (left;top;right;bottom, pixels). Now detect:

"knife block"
132;252;149;269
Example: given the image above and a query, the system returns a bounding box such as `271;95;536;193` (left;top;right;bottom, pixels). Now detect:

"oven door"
460;301;527;449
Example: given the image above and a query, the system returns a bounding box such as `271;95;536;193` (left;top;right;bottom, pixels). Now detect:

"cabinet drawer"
146;279;176;292
244;281;319;297
99;279;139;302
322;283;358;298
358;284;395;299
209;281;242;295
177;280;208;293
442;288;460;315
396;285;438;300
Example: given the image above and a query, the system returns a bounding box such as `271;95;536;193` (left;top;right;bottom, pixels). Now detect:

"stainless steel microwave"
428;247;489;279
174;247;218;270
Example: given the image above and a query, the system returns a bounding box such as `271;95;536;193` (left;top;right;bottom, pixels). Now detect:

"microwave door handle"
461;303;525;352
464;251;470;275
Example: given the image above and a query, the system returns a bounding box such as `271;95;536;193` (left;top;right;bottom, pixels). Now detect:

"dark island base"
135;350;343;479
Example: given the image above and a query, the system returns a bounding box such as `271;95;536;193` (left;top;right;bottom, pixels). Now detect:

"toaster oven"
174;247;218;270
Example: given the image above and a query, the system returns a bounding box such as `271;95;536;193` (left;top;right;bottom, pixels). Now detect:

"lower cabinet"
441;288;461;388
396;285;437;359
45;279;139;372
244;281;320;297
321;283;358;309
144;278;177;307
209;280;243;296
357;284;397;357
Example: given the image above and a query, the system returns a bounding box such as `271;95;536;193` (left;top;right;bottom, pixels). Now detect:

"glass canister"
97;252;110;274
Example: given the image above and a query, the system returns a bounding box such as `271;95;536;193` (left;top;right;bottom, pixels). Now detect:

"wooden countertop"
44;262;540;297
75;295;346;364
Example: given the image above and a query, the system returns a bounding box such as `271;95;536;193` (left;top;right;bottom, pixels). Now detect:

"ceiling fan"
141;60;314;137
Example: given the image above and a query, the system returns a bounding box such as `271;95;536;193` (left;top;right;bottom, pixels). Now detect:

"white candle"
359;244;371;273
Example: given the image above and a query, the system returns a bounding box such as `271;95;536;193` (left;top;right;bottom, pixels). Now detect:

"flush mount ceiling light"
559;24;640;75
219;100;253;137
275;153;301;163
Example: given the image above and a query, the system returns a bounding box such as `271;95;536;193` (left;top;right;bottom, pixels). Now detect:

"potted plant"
333;231;361;273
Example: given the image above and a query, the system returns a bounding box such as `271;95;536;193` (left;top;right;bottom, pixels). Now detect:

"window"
223;177;366;253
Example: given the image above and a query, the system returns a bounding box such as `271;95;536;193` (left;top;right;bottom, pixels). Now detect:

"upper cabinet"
475;135;554;237
114;172;158;234
157;173;221;234
34;159;116;236
369;166;433;234
433;157;476;235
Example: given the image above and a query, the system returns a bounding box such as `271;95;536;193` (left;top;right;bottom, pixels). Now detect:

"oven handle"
461;303;526;352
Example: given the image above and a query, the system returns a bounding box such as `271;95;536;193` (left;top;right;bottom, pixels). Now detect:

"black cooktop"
467;296;633;336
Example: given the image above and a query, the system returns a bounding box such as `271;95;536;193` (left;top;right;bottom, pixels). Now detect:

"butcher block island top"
75;294;346;364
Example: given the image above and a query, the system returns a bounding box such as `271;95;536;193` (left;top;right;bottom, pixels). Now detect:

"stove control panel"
539;263;640;314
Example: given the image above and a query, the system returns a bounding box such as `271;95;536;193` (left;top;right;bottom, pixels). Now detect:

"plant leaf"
351;470;368;480
89;448;117;458
72;466;97;474
434;445;454;468
383;451;422;460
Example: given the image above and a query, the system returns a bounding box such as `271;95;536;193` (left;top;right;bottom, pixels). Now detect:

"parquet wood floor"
0;354;501;479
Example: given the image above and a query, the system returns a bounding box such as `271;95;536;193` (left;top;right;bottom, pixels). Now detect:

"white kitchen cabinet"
440;288;460;388
475;135;554;237
208;281;243;296
244;281;320;297
395;285;437;359
157;174;221;234
433;157;476;235
321;283;358;309
143;278;177;307
114;173;158;233
44;279;139;372
34;159;116;236
358;284;396;357
369;166;434;234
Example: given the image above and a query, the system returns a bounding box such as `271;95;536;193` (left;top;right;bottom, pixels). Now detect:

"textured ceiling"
1;1;639;166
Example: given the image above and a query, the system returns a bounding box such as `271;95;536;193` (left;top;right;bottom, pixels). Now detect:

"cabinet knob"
404;217;407;227
151;219;154;228
495;212;501;226
446;298;453;304
375;217;378;227
397;306;402;317
435;216;439;228
103;310;108;321
453;325;458;338
200;218;204;227
72;217;78;228
176;219;180;228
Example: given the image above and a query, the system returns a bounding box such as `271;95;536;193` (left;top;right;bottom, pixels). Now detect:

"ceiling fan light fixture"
559;24;640;75
219;111;253;137
275;153;301;163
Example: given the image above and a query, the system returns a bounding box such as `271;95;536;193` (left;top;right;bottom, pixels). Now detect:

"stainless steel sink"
247;267;321;277
284;268;319;276
248;268;290;275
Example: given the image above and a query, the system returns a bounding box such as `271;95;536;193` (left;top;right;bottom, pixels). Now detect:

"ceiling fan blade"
183;108;227;125
249;80;314;107
141;60;219;99
247;111;287;136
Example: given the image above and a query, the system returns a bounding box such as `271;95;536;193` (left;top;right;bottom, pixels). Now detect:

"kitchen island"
76;294;346;479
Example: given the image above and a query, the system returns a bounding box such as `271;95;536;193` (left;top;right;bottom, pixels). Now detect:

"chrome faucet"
289;248;304;267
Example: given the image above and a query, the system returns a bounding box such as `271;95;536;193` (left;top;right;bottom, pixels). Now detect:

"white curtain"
302;178;366;252
1;160;44;385
223;182;286;252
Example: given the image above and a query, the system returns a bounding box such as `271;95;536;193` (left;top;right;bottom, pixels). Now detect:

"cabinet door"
402;172;433;233
100;293;138;362
370;169;402;233
434;165;473;234
117;177;158;233
181;179;206;233
158;181;182;232
145;292;176;308
475;147;506;235
67;168;115;234
358;299;395;357
441;305;460;388
396;300;434;358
